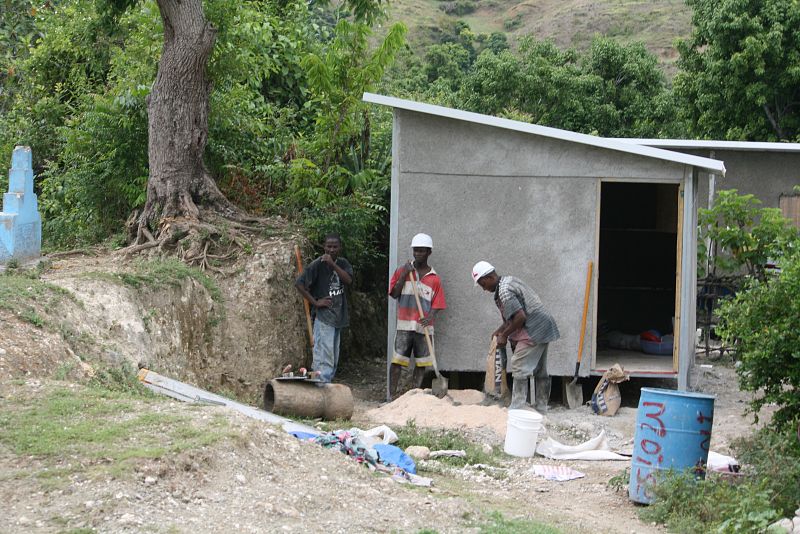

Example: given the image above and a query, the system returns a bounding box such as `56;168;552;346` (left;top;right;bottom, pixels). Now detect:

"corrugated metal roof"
611;139;800;152
363;92;727;176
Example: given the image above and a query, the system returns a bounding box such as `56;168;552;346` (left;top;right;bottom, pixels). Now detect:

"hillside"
386;0;693;70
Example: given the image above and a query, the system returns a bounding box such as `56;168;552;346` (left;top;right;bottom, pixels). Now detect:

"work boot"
412;366;430;389
510;377;530;410
534;376;551;413
388;364;402;401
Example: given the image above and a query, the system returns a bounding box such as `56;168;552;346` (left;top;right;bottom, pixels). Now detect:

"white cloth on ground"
535;430;629;461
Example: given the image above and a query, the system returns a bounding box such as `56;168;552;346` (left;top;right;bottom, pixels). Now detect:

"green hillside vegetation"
385;0;692;71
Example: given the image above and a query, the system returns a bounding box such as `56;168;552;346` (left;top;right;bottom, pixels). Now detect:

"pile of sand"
365;389;508;438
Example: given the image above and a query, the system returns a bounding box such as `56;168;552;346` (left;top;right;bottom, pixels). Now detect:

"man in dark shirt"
295;234;353;383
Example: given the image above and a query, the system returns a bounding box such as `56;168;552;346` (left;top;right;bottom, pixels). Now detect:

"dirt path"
0;356;760;534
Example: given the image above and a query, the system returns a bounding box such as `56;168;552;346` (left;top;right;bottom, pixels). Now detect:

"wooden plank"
137;369;320;435
780;194;800;228
673;183;684;373
594;350;675;374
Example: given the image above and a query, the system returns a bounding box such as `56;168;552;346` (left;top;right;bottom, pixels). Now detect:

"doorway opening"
595;182;680;376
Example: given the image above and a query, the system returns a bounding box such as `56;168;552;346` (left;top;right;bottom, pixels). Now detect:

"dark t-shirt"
296;257;354;328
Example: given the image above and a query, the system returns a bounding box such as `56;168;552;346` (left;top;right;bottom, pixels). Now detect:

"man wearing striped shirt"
388;233;447;400
472;261;560;413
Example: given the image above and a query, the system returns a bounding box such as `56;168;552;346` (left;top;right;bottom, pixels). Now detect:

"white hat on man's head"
471;261;495;285
411;233;433;249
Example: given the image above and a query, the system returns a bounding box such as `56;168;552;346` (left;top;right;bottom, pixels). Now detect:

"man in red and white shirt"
388;233;447;400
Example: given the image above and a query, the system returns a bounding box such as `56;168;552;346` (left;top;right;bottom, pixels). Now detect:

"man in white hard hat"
387;233;447;400
472;261;560;412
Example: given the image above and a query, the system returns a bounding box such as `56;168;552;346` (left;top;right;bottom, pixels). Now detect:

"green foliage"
394;420;497;467
0;384;230;483
302;18;406;170
675;0;800;141
448;35;679;137
734;425;800;515
83;258;223;302
641;470;779;533
641;426;800;532
89;363;152;395
475;511;561;534
699;189;799;280
717;246;800;428
0;269;75;324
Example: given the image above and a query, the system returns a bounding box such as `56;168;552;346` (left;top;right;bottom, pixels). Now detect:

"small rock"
769;518;793;533
144;476;157;485
482;444;493;455
17;516;31;526
405;445;431;460
0;348;6;355
84;500;95;509
793;515;800;532
235;474;247;485
119;513;138;526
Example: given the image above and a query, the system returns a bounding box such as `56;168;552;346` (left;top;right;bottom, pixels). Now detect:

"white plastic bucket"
504;409;543;457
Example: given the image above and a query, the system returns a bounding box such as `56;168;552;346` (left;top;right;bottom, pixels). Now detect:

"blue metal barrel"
629;387;715;504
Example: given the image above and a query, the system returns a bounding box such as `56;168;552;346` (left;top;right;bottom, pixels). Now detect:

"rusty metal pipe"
263;379;353;420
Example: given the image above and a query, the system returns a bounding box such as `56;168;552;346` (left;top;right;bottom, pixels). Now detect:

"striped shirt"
494;275;560;344
389;266;446;334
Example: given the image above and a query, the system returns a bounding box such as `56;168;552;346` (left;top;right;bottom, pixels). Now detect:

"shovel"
566;260;593;409
409;269;448;398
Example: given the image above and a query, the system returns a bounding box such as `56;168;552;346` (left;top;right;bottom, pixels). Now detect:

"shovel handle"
575;261;593;376
409;270;442;379
295;245;314;348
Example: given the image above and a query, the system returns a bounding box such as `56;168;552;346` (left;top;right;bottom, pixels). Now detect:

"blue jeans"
312;318;341;383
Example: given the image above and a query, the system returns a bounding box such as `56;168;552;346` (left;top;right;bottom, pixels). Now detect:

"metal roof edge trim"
363;92;726;176
609;138;800;153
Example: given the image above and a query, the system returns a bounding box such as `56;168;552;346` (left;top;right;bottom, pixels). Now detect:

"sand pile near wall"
365;389;508;438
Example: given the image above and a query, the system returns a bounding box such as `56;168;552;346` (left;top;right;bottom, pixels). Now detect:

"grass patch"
0;271;76;325
395;420;499;467
463;511;561;534
0;380;232;483
82;258;222;302
640;425;800;533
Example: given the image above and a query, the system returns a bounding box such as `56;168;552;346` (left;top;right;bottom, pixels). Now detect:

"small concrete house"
365;93;726;391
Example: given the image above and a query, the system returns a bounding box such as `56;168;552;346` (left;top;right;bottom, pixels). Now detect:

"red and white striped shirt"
389;267;446;334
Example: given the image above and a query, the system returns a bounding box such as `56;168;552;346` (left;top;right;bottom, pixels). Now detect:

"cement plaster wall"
389;110;693;376
675;149;800;210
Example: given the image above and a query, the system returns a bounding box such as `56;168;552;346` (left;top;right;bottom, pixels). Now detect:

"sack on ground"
591;364;628;416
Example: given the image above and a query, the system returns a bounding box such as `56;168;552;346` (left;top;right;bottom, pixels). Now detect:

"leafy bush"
699;189;799;280
641;426;800;532
717;245;800;429
439;0;477;16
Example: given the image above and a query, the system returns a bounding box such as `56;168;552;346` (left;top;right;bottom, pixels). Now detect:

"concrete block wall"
0;146;42;263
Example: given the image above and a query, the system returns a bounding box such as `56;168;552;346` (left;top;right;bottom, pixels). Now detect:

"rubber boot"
510;377;530;410
534;376;551;413
412;366;429;389
389;364;403;401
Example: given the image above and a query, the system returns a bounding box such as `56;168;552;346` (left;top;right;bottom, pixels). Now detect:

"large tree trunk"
138;0;233;236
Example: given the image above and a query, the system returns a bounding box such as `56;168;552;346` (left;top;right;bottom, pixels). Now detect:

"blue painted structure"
629;387;715;504
0;146;42;264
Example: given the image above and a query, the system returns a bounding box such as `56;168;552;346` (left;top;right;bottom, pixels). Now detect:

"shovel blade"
432;376;448;398
565;381;583;409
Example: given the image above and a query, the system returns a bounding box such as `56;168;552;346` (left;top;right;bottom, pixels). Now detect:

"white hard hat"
471;261;495;285
410;233;433;249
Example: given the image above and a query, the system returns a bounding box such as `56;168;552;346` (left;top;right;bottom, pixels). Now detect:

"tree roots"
121;208;279;274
